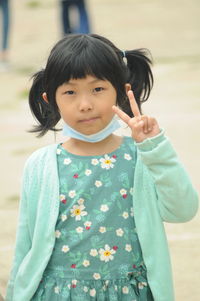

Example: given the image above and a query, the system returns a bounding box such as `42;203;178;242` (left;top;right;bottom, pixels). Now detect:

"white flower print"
68;190;76;198
76;226;84;233
90;249;98;257
83;260;90;267
93;273;101;280
70;204;87;221
85;169;92;176
122;286;129;294
54;286;60;294
122;211;129;219
125;244;132;252
83;286;89;292
99;244;116;262
95;180;102;188
78;198;85;205
71;279;77;288
60;194;66;201
100;154;116;169
120;189;127;196
100;204;109;212
116;228;124;237
57;148;61;155
138;282;147;289
91;158;99;166
124;153;132;161
62;245;70;253
64;158;72;165
90;288;96;297
55;230;61;238
72;279;78;285
84;221;92;228
99;226;106;233
61;214;67;221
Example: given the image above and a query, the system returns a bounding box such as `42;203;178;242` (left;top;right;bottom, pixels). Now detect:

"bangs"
48;34;125;88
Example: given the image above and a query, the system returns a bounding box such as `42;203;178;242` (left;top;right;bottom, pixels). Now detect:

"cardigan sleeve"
6;165;32;301
135;130;199;223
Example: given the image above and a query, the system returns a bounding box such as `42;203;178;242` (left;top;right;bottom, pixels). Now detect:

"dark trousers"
61;0;90;34
0;0;10;51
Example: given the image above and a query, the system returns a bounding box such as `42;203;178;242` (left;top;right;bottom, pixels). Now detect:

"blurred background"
0;0;199;299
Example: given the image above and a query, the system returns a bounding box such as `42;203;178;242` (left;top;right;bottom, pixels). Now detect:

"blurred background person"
60;0;90;35
0;0;10;71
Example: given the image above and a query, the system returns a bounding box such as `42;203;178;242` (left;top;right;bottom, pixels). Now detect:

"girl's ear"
125;83;131;95
42;92;48;103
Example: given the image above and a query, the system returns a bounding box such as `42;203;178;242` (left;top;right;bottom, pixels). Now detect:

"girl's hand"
112;90;160;143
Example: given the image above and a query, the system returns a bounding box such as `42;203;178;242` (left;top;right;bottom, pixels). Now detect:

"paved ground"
0;0;199;299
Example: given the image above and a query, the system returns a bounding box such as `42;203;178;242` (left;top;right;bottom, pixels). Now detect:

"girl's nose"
79;96;93;111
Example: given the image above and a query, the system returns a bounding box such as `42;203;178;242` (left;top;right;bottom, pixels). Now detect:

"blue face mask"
62;116;121;143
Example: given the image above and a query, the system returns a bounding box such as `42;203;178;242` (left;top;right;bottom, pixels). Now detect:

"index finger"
127;90;141;118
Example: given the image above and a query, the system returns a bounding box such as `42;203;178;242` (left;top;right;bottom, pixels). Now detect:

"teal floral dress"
31;137;153;301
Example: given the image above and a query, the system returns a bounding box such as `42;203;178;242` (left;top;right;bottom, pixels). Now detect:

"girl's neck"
62;134;123;156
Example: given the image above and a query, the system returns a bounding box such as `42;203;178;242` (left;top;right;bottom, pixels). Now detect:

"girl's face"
55;75;117;135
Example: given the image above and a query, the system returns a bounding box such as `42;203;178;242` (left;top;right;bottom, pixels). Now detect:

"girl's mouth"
78;117;99;123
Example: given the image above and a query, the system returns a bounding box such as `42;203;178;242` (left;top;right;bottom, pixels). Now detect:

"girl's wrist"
135;129;165;152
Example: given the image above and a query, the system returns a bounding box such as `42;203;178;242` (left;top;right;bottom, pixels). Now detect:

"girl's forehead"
64;75;107;85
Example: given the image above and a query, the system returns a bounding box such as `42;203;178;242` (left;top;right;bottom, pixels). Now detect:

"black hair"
29;33;153;136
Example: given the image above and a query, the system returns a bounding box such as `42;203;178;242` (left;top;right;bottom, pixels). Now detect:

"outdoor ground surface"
0;0;199;299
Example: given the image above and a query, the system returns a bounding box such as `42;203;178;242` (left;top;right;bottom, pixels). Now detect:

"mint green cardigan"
6;132;199;301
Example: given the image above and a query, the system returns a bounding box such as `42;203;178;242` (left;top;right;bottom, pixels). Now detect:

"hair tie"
122;50;126;58
121;50;127;65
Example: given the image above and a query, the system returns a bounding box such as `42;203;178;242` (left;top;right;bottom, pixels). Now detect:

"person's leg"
0;0;10;56
60;0;71;34
76;0;90;33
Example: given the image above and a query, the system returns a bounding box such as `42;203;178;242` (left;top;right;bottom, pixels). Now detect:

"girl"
6;34;198;301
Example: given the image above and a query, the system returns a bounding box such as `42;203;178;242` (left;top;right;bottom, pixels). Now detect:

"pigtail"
122;49;153;116
29;70;60;137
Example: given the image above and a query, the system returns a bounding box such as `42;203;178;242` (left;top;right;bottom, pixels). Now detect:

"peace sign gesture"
112;90;160;143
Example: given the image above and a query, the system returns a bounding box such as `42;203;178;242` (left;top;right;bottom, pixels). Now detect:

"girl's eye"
64;90;75;95
94;87;104;93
